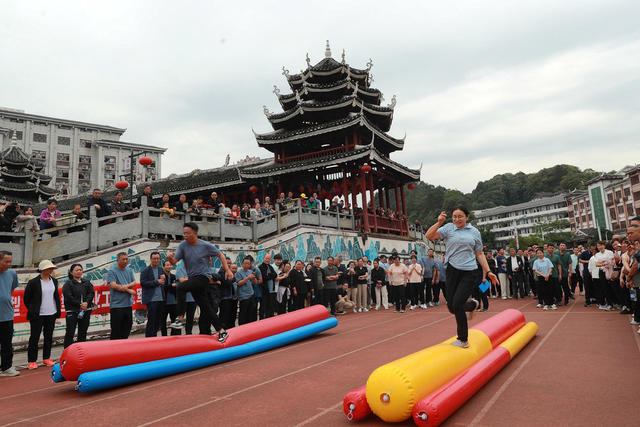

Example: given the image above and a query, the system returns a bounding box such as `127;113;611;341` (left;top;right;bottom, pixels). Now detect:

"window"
80;139;92;149
628;205;634;216
615;190;622;200
105;172;116;180
610;208;616;219
620;221;626;229
57;152;70;162
56;168;69;179
79;155;92;164
104;155;116;164
33;133;47;143
57;136;71;146
631;175;640;185
31;150;46;162
634;191;640;201
624;188;631;197
78;171;91;180
618;205;624;214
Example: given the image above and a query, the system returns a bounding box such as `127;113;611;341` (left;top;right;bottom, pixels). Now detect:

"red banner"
11;284;146;323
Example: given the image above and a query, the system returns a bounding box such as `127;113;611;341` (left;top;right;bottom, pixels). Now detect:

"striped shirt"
437;222;483;271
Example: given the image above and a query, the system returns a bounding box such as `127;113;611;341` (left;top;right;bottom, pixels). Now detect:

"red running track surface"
1;297;639;427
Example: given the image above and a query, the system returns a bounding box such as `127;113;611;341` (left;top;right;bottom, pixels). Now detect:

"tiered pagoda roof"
0;131;56;204
255;41;405;156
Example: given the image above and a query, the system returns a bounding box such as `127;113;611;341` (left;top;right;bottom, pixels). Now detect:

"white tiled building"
473;193;570;244
566;166;640;234
0;107;165;197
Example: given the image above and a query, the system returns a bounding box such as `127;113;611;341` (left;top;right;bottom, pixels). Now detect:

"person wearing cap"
0;251;20;376
24;259;61;369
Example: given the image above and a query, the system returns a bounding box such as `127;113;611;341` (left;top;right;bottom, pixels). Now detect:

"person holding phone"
425;206;498;348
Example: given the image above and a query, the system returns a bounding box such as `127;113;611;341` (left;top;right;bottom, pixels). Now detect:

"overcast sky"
1;0;638;192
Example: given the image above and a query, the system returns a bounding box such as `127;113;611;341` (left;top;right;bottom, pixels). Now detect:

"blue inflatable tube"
51;363;65;382
77;317;337;392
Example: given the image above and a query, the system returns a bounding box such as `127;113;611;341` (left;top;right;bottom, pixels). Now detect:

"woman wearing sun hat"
24;259;61;369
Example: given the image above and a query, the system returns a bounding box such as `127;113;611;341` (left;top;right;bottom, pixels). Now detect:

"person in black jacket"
62;264;95;348
258;254;278;319
160;261;179;336
308;257;326;307
506;248;525;299
87;188;112;218
24;260;61;369
140;252;166;337
289;260;308;310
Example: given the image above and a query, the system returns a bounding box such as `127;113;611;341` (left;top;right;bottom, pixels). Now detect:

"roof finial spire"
10;130;18;146
325;40;331;58
341;49;346;64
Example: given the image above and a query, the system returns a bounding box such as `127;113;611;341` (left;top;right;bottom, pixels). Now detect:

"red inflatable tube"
60;305;329;381
343;385;371;421
471;309;525;348
412;347;511;426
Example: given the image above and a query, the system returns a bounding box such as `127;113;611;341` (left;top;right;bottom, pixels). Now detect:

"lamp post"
118;150;151;206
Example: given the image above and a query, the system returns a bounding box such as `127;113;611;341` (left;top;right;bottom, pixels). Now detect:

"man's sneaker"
579;291;584;296
400;309;406;313
428;302;434;307
421;304;427;309
543;305;549;310
637;327;640;335
621;308;633;315
335;311;346;315
598;305;606;310
450;340;469;348
630;320;639;325
536;304;543;308
27;362;38;370
375;306;380;311
551;304;558;310
605;305;614;311
502;296;507;300
0;367;19;377
409;305;415;310
217;331;229;343
42;359;55;367
362;308;369;312
169;319;185;329
479;308;488;312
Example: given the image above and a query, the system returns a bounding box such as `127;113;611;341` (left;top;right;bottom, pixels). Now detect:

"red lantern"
115;181;129;190
361;163;372;173
407;183;415;190
139;156;153;166
249;185;258;193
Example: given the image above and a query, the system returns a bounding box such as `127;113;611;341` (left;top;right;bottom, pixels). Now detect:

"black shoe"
569;294;575;300
621;309;633;315
169;319;184;329
217;331;229;343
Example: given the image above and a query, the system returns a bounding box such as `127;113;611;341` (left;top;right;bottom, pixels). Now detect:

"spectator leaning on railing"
87;188;112;218
39;199;61;230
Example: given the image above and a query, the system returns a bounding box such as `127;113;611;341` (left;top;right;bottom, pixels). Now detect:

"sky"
1;0;639;193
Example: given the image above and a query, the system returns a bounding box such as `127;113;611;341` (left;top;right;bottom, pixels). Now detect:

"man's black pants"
145;301;164;337
176;275;222;334
238;297;256;325
0;320;14;371
161;304;180;336
324;288;338;314
110;307;132;340
220;299;238;329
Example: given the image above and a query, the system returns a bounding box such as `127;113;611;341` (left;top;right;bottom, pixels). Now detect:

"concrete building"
0;107;165;197
566;166;640;234
473;193;570;245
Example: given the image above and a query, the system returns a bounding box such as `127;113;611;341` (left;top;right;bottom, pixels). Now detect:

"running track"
1;297;639;426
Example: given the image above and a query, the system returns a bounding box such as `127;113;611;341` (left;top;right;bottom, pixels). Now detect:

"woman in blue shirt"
532;249;556;310
426;206;498;348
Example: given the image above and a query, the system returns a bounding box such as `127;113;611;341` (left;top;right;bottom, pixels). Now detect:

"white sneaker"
637;328;640;335
630;320;639;325
409;305;415;310
502;296;507;300
605;305;614;311
375;306;380;311
428;302;434;307
551;304;558;310
421;304;427;309
353;307;357;313
536;304;543;308
543;305;549;310
362;308;369;312
450;340;469;348
358;308;363;313
579;291;584;296
0;367;19;377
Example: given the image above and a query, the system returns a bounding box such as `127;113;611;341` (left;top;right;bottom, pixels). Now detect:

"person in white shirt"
407;255;423;310
594;241;616;310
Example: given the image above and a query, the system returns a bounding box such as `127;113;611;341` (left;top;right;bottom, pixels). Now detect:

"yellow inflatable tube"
498;321;538;358
365;329;493;422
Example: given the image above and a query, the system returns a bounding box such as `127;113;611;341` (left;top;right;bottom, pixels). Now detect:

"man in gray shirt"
323;256;340;315
168;222;233;343
107;252;137;340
